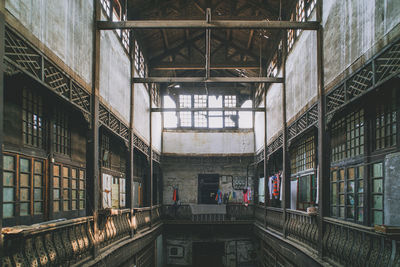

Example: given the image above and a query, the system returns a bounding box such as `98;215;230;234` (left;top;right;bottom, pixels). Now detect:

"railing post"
281;29;288;238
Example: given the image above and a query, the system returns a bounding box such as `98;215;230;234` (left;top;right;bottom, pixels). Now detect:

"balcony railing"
0;207;162;266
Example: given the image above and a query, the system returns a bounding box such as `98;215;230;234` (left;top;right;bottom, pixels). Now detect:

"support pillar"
0;4;5;251
129;31;135;237
263;85;268;226
149;83;153;227
316;0;326;257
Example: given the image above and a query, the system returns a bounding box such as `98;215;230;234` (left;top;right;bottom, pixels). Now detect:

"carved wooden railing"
1;217;94;266
162;204;192;220
133;207;152;231
226;204;254;221
265;207;284;232
254;205;265;223
285;209;318;249
97;209;132;248
322;218;400;266
151;205;162;223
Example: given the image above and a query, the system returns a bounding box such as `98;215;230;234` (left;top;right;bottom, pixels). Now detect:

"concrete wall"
162;131;254;155
162;156;254;205
254;102;265;153
152;109;162;152
323;0;400;87
5;0;93;85
266;82;284;143
99;25;131;122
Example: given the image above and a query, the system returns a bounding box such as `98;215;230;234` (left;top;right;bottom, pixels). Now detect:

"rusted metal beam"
97;20;320;30
151;61;261;70
133;77;283;83
151;107;265;112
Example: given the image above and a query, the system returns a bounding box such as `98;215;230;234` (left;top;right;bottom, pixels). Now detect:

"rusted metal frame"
0;6;5;250
89;0;101;258
151;107;264;112
151;61;261;70
133;77;284;83
263;85;268;227
129;29;135;237
97;20;320;30
316;0;325;257
281;30;289;238
205;8;211;79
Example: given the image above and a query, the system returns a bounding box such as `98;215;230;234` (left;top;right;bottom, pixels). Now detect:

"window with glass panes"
298;174;316;210
374;95;397;150
371;162;384;225
330;109;364;162
194;95;207;127
179;95;192;127
224;95;237;127
330;166;364;223
22;88;45;149
53;107;70;155
101;132;111;168
2;154;45;219
290;135;315;174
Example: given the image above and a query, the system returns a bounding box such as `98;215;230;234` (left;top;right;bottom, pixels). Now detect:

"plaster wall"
5;0;93;85
134;82;150;142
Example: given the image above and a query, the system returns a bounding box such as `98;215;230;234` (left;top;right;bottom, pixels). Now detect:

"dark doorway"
193;242;224;267
198;174;219;204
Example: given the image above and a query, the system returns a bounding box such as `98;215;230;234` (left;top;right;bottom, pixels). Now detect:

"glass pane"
79;190;84;199
34;189;42;200
332;184;337;204
20;173;30;187
72;180;76;189
373;163;383;177
72;201;77;210
3;203;14;218
54;177;60;188
3;155;14;171
4;172;14;186
63;189;69;199
54;189;60;199
359;166;364;177
63;178;69;188
358;194;363;207
20;158;30;173
79;170;85;179
54;201;59;212
373;211;383;225
347;207;355;219
340;195;345;205
71;169;77;178
358;180;364;193
80;200;85;209
80;180;84;189
339;207;345;218
331;206;337;217
347;181;354;193
72;190;77;199
20;188;30;201
331;171;337;181
63;167;69;177
373;179;383;193
373;195;383;209
53;165;60;176
34;202;43;214
339;182;344;192
3;188;14;201
348;168;355;180
34;161;42;174
347;194;354;206
339;169;345;179
357;208;364;222
63;201;69;211
20;203;29;216
34;175;42;187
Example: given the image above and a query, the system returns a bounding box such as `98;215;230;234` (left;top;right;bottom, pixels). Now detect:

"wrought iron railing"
285;209;318;249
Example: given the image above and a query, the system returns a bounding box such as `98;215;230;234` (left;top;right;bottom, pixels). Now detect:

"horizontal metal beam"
151;62;261;70
151;107;265;112
97;20;320;30
133;77;283;83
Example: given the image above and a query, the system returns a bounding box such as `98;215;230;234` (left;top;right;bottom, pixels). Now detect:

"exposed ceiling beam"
97;20;320;30
133;77;283;83
151;62;261;70
151;107;265;112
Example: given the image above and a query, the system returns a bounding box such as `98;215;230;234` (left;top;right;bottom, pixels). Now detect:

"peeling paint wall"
162;157;254;205
152;110;162;152
134;82;150;141
5;0;93;85
254;103;265;153
323;0;400;87
163;131;254;155
99;24;131;122
266;82;284;143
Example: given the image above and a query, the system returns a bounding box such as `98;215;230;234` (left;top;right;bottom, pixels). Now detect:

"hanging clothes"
268;176;273;200
216;189;223;204
173;187;179;202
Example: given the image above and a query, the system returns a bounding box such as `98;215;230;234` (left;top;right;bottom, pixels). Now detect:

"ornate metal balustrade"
326;37;400;118
287;104;318;141
133;207;152;231
255;205;266;222
97;209;132;248
265;207;284;233
4;26;91;116
99;102;130;142
285;209;318;249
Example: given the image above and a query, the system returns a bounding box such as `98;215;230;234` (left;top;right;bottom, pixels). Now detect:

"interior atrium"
1;0;400;266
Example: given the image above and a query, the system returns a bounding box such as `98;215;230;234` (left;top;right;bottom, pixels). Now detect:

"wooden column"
88;0;101;257
129;31;135;237
281;31;288;237
316;0;326;257
0;4;5;250
149;89;153;227
263;85;268;226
